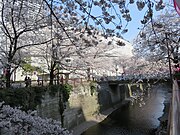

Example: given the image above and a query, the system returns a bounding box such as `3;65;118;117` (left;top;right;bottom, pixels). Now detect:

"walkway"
71;101;129;135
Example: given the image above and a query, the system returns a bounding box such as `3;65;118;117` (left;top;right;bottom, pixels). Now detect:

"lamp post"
57;63;60;85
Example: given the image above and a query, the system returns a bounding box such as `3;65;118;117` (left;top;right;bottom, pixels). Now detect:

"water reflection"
82;84;169;135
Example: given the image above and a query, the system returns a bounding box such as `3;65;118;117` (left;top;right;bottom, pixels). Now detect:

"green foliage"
34;67;44;74
60;84;73;102
21;57;44;75
0;84;72;112
174;72;180;80
22;63;34;73
48;85;59;97
22;63;44;74
0;87;47;111
48;84;72;101
21;58;33;74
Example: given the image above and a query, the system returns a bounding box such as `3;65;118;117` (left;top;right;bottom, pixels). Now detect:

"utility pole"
165;33;173;82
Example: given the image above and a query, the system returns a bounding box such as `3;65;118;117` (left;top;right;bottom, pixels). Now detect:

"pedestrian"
37;77;40;85
60;76;63;84
27;77;31;87
24;76;28;87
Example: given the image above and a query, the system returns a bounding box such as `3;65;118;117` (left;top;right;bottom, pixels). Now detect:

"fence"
168;80;180;135
2;78;90;88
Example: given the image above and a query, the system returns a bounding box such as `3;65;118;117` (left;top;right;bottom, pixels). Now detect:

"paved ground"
71;101;129;135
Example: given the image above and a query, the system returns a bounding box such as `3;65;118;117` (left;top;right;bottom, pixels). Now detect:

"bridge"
100;75;179;135
105;73;170;82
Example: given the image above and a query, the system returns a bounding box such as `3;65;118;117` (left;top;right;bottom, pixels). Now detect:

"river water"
81;83;170;135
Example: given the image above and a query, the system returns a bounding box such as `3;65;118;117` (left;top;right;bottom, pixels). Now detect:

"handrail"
168;80;180;135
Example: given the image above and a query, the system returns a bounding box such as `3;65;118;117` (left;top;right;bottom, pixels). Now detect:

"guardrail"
168;80;180;135
0;78;89;88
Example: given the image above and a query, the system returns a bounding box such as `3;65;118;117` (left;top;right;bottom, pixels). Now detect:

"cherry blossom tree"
43;0;167;37
0;0;52;87
133;10;179;61
38;0;172;82
126;57;169;76
0;0;174;87
39;22;104;84
133;10;179;79
0;102;72;135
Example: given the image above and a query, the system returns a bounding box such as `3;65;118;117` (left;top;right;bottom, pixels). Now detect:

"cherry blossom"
0;102;72;135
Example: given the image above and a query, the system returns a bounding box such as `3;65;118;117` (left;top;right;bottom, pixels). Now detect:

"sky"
89;0;175;44
121;0;175;43
121;4;147;43
122;0;179;43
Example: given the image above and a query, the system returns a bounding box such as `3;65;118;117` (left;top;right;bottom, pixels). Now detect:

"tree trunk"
5;69;11;88
59;91;64;127
49;69;55;85
87;68;90;81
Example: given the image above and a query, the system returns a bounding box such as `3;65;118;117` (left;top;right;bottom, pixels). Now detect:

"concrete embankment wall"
36;82;144;130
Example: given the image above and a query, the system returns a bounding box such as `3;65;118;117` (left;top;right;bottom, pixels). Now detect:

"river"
81;83;170;135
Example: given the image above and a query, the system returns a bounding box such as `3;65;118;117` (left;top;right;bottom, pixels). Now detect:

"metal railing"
0;78;89;89
168;80;180;135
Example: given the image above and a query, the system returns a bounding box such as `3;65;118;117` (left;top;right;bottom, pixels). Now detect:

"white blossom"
155;1;165;11
136;1;145;11
0;102;72;135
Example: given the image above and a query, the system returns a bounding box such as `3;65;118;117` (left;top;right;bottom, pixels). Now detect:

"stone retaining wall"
36;82;143;130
